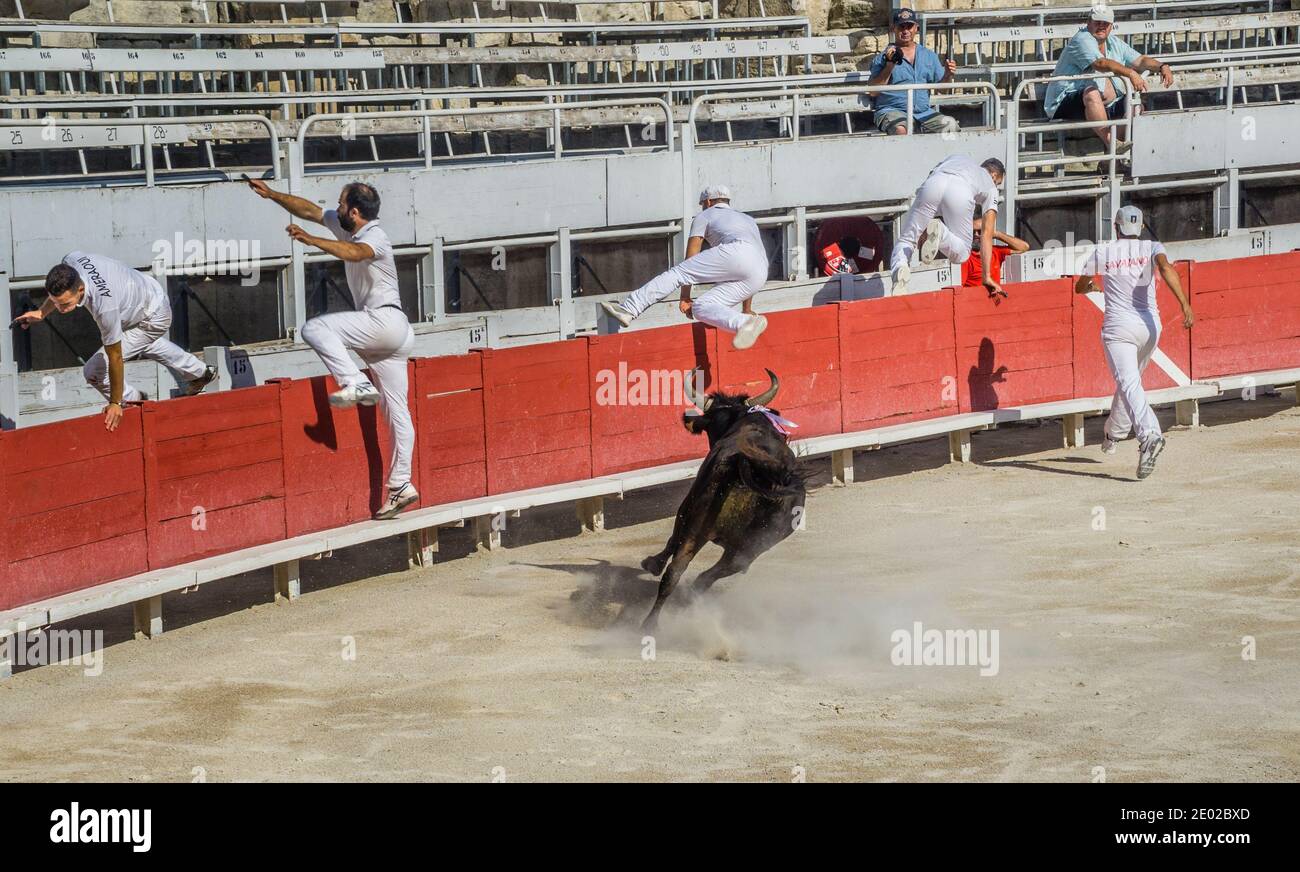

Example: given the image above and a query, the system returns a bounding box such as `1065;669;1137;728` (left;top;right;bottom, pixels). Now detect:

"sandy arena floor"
2;391;1298;782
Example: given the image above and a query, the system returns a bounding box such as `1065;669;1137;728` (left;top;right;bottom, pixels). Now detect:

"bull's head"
683;369;780;444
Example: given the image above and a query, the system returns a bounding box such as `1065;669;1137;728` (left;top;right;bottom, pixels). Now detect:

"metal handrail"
296;97;675;169
0;113;280;186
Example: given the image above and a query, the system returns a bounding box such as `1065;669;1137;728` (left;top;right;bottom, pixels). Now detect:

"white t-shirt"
63;251;165;347
688;203;765;250
322;211;402;311
1082;237;1166;322
932;155;1001;215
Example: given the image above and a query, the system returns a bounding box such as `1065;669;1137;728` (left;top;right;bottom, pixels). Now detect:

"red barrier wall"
0;410;149;610
715;306;842;438
839;291;959;430
481;340;591;494
275;369;418;538
1072;261;1194;397
587;324;715;476
143;386;287;569
1191;251;1300;379
5;251;1300;616
414;354;487;504
955;279;1075;412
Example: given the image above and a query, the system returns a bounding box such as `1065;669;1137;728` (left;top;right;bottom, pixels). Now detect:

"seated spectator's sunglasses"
897;22;918;30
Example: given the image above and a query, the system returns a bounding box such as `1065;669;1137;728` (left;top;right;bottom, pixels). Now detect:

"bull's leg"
642;483;708;576
688;549;753;599
641;540;703;632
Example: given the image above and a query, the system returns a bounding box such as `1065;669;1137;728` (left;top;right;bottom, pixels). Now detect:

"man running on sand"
1073;205;1194;480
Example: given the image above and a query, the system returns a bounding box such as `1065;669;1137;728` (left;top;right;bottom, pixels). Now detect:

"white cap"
1089;3;1115;24
699;184;732;204
1115;204;1143;236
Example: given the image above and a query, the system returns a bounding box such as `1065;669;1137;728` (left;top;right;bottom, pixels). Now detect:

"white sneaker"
1137;436;1166;480
919;218;946;264
891;263;911;293
600;301;635;328
329;381;381;409
1100;436;1117;455
374;482;419;520
732;314;768;350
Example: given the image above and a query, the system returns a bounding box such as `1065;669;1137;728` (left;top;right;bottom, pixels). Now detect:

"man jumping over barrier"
890;155;1006;298
14;252;216;432
248;178;418;520
601;185;770;350
1074;205;1194;480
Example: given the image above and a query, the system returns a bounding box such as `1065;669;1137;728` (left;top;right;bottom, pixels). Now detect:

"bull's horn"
746;369;780;407
685;372;712;412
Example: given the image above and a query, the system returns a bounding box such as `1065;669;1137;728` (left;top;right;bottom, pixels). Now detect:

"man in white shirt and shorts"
602;185;771;350
248;178;418;519
1074;205;1194;479
890;155;1006;298
15;251;216;432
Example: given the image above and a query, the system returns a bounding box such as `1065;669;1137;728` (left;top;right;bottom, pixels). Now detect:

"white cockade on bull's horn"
745;369;780;408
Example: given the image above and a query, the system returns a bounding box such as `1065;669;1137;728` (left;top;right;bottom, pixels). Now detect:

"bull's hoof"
641;554;668;576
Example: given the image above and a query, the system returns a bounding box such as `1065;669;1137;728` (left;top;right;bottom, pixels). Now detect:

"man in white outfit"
1074;205;1194;480
15;252;216;432
248;178;418;519
890;155;1006;297
601;185;770;350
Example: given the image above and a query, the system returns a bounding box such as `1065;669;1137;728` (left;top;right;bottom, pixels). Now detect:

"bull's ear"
746;369;780;407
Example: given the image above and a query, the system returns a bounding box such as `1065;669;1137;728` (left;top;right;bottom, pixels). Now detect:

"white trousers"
83;300;207;403
890;172;977;271
1102;314;1162;447
301;307;416;490
622;241;768;333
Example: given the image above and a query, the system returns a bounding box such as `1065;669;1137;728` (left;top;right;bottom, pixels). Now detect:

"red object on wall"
713;306;842;438
955;279;1075;412
0;410;149;611
275;370;417;538
1072;260;1194;398
480;340;592;494
143;386;287;569
1190;251;1300;379
839;290;959;430
587;324;715;476
414;353;487;505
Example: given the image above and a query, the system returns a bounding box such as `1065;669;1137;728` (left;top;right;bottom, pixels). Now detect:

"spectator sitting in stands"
1042;3;1174;151
961;210;1030;289
867;7;959;136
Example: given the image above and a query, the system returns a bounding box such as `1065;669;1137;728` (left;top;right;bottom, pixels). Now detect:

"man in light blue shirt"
1042;3;1174;149
868;7;959;135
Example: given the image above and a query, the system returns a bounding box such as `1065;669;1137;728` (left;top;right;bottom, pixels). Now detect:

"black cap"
893;7;917;25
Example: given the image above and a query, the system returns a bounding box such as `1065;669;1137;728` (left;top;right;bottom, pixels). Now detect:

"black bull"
640;369;807;630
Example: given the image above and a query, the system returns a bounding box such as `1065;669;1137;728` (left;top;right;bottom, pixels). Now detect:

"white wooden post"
1063;412;1086;448
407;527;439;568
831;448;854;485
133;596;163;639
274;559;301;602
